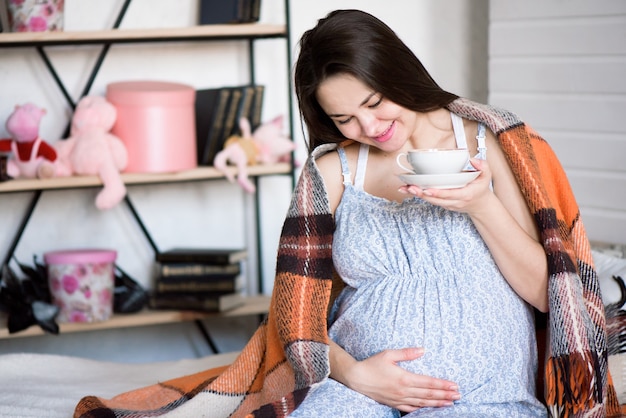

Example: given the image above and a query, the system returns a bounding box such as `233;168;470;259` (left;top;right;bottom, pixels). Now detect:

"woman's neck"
407;108;456;150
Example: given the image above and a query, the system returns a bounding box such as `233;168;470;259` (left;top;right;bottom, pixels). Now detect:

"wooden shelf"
0;295;270;339
0;163;292;193
0;24;287;47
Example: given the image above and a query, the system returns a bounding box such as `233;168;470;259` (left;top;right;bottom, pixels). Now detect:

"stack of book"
195;84;265;166
149;248;248;312
199;0;262;25
0;1;9;33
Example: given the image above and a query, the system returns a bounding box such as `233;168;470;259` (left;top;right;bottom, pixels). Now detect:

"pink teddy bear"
53;96;128;210
0;103;57;179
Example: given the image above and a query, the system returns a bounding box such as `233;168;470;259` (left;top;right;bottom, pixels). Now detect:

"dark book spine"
219;87;243;143
249;85;265;130
249;0;261;22
238;0;251;23
195;88;221;165
230;85;255;137
0;0;10;33
205;87;242;165
149;291;244;312
157;262;241;277
201;88;231;165
156;254;232;264
155;249;248;265
199;0;245;24
155;277;241;293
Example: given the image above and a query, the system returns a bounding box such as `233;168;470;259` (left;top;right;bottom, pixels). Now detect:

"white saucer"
398;171;481;189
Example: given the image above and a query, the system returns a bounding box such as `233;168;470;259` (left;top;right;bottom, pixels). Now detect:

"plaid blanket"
74;98;620;418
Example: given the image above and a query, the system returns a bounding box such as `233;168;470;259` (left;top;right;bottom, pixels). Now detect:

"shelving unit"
0;1;293;347
0;295;270;340
0;163;291;193
0;24;287;47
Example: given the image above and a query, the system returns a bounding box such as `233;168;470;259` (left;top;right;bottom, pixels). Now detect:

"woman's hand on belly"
329;341;461;413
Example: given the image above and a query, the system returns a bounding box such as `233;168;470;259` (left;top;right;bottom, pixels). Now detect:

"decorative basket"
7;0;64;32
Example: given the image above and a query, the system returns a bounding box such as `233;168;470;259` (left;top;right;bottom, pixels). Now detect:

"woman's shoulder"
310;140;358;168
307;141;357;213
311;140;356;158
310;142;338;162
447;97;524;135
313;143;343;174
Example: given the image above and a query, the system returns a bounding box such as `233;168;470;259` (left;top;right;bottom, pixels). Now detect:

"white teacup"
396;148;469;174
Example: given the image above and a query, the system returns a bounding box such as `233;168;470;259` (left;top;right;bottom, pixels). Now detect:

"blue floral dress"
290;115;547;417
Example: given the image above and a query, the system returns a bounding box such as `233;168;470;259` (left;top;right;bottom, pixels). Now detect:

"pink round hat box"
44;249;117;323
106;80;197;173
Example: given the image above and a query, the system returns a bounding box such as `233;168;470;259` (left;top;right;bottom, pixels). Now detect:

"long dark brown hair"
294;9;458;152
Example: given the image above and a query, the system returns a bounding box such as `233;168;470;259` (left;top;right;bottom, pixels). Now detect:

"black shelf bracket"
194;319;220;354
1;190;42;268
123;194;160;255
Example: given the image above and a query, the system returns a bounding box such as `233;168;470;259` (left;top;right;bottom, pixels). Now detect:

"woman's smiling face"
316;73;416;152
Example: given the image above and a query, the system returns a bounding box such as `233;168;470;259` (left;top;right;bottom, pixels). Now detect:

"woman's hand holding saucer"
399;158;493;214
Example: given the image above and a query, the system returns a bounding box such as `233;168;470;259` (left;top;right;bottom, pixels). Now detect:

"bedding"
0;351;238;418
596;248;626;406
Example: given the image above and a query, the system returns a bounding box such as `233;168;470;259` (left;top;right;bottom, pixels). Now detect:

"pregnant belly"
328;279;536;386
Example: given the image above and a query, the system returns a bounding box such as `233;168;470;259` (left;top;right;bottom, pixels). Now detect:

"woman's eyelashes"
368;96;383;108
337;116;352;125
336;96;383;125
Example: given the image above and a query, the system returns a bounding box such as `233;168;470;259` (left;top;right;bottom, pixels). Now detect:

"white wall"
0;0;487;361
489;0;626;246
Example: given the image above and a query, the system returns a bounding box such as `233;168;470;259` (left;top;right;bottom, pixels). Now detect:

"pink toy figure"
213;115;295;193
0;103;57;179
53;96;128;210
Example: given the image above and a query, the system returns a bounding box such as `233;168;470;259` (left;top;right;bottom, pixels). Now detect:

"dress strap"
475;123;487;160
354;144;369;191
451;113;468;149
337;146;352;185
450;112;487;160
